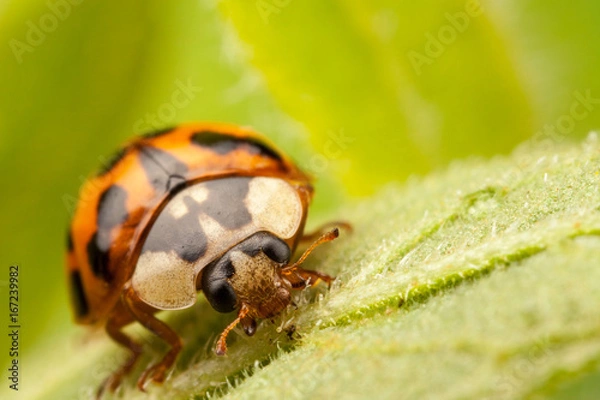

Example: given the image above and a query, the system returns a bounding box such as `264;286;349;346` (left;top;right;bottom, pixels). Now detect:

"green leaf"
7;135;600;400
219;1;600;195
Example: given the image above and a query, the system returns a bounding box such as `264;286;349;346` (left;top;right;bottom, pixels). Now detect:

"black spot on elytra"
69;270;89;318
166;175;187;192
89;185;129;280
97;185;129;233
202;177;252;229
97;146;128;177
139;146;188;193
95;126;175;177
142;126;176;139
87;232;110;280
191;131;283;162
67;229;74;252
142;194;208;263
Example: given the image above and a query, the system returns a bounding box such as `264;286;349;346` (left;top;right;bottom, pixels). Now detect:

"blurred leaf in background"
0;0;599;398
222;0;600;193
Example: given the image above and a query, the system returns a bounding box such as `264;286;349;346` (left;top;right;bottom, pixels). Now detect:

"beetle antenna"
284;228;339;271
215;304;250;355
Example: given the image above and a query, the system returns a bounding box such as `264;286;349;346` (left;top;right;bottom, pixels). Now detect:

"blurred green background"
1;0;599;385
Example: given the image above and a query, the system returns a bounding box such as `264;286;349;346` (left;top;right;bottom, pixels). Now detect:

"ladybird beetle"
65;122;348;397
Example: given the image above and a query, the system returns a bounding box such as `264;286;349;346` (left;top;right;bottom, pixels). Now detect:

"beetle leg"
299;221;352;243
284;268;334;289
96;301;142;399
282;227;339;289
288;228;340;268
122;284;183;392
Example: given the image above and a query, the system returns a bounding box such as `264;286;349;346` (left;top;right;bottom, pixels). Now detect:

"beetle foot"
96;349;142;400
96;373;123;400
136;363;168;392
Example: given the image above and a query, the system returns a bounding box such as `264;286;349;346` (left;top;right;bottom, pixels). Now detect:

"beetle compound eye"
260;234;290;264
204;280;237;313
201;258;237;313
236;232;291;264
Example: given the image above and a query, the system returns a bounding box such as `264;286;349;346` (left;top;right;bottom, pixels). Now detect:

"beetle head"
203;227;341;355
200;232;292;329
